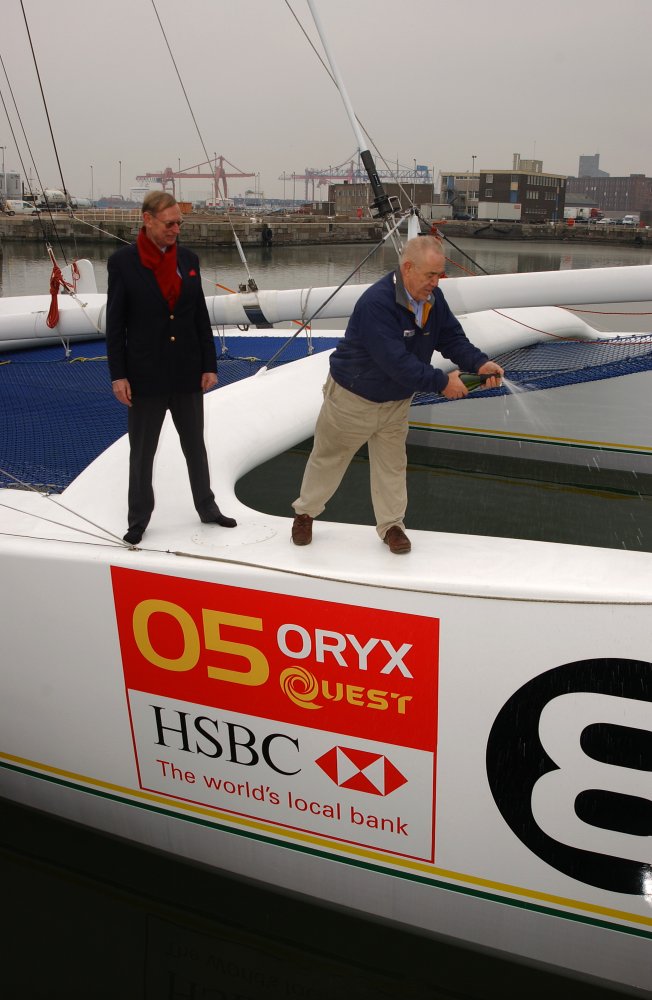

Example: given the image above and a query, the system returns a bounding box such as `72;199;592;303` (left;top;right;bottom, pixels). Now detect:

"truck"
420;203;453;221
563;206;599;222
37;188;69;210
477;201;522;222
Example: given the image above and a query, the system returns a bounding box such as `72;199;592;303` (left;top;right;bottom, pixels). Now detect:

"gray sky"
1;0;650;202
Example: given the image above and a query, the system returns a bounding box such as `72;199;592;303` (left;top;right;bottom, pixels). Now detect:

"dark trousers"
127;392;215;531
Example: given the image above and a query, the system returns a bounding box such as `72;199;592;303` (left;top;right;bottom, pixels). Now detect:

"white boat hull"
1;351;651;995
409;370;652;472
407;306;652;473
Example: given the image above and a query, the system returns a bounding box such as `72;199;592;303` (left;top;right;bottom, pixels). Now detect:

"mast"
306;1;401;232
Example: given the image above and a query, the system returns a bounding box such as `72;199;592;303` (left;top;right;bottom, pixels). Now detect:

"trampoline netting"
0;335;339;492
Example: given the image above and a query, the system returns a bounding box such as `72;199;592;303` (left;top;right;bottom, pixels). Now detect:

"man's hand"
477;360;504;389
112;378;132;407
441;370;468;399
201;372;218;392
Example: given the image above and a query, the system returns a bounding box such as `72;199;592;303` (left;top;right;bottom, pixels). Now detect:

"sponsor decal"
315;746;408;796
486;657;652;895
112;568;439;860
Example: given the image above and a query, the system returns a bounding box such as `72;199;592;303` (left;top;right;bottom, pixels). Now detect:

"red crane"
136;155;256;201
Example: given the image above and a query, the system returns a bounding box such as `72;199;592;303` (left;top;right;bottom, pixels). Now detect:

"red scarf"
136;226;182;310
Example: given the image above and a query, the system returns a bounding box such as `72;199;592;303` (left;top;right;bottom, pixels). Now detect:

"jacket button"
170;314;174;320
170;336;176;342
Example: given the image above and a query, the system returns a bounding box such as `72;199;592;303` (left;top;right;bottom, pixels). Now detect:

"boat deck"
2;349;652;606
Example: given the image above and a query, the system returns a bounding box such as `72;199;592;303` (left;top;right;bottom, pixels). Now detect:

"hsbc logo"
486;658;652;895
315;745;408;796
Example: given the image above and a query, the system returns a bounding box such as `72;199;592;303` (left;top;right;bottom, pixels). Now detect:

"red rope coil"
45;258;80;329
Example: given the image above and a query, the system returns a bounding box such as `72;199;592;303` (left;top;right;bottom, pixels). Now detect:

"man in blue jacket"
291;235;503;553
107;192;236;545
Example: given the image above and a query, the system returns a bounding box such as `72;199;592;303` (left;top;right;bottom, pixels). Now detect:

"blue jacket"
329;269;488;402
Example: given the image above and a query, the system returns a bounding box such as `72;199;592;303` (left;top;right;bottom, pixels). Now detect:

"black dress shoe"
200;508;237;528
123;527;144;545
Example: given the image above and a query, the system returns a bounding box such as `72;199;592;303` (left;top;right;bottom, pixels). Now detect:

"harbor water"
1;238;649;998
3;231;652;293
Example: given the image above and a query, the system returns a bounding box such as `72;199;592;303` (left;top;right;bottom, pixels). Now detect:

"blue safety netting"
0;335;339;492
413;334;652;405
4;332;652;492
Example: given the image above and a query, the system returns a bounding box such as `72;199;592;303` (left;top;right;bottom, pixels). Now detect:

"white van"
3;200;40;216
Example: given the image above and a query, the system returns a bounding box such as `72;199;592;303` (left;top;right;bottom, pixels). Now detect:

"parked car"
596;217;618;225
3;199;40;216
621;215;638;226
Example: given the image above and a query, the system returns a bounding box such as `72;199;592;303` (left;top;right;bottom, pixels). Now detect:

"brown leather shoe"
292;513;313;545
383;525;411;554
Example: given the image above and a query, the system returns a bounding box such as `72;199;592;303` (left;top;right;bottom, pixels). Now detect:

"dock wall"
1;212;651;248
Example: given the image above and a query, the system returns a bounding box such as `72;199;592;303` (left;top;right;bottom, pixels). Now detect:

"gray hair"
142;191;177;216
399;234;444;266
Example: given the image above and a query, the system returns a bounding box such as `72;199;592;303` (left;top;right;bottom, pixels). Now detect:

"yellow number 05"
132;600;269;687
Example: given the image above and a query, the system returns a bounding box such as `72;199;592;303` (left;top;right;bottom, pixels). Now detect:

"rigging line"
404;210;490;278
261;215;405;371
283;1;418;214
0;527;127;549
490;308;593;343
0;52;67;259
562;306;652;317
282;3;376;162
148;0;210;164
0;468;123;542
18;0;78;260
148;0;255;283
69;212;132;245
0;494;123;545
438;230;490;274
410;196;489;278
286;1;490;276
106;543;652;607
287;0;459;268
44;496;125;542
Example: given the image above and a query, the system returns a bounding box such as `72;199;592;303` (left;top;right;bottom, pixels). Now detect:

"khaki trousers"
292;375;412;538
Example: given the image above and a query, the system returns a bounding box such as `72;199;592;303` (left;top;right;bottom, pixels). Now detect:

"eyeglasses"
158;218;183;229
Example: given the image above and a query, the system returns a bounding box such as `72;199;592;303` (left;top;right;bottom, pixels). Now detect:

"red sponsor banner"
112;567;439;750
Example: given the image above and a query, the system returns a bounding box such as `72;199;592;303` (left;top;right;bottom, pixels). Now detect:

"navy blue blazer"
106;242;217;395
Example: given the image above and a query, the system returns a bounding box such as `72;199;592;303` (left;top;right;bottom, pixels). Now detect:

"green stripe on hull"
2;759;650;943
408;423;652;458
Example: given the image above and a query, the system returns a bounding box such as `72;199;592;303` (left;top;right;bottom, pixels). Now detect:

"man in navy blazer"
106;191;236;545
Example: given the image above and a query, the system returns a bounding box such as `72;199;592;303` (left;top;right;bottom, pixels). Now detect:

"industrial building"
476;155;566;223
566;172;652;218
327;180;435;216
438;171;480;218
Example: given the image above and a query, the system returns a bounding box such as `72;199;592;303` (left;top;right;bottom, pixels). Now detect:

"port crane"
280;154;432;202
136;155;256;201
